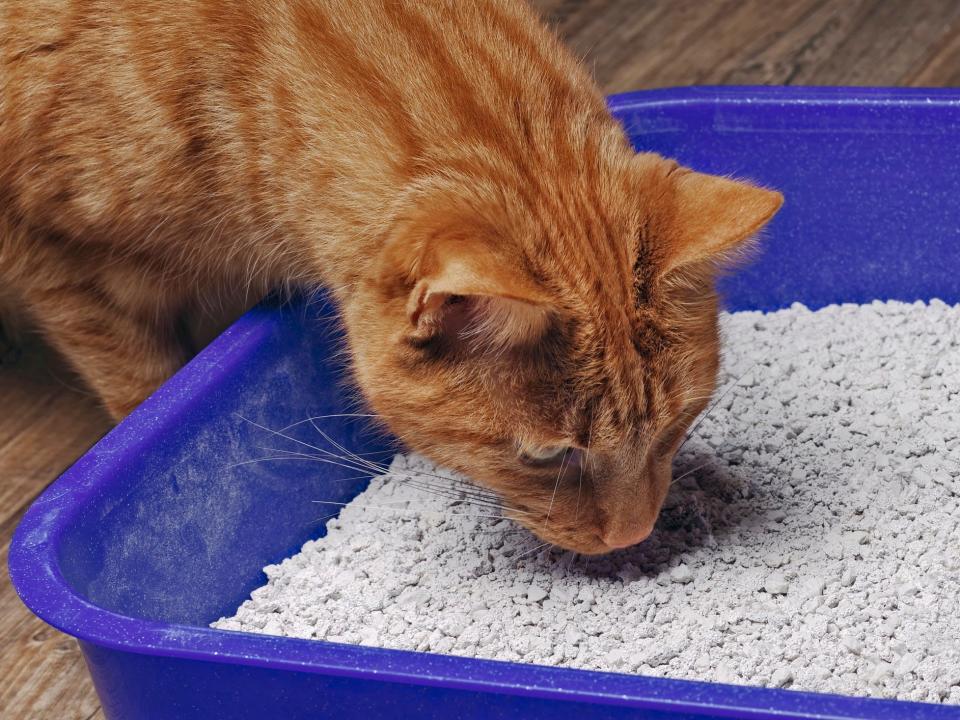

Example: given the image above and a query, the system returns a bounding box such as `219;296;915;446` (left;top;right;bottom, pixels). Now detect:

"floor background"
2;1;959;717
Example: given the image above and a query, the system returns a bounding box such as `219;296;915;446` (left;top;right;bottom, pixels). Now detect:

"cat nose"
600;522;654;550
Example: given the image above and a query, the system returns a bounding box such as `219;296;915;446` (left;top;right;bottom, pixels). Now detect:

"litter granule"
214;299;960;704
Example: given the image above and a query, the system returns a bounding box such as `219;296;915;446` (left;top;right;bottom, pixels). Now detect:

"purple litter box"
9;87;960;719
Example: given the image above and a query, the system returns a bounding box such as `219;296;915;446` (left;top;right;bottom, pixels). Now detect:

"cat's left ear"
661;170;783;275
389;234;554;351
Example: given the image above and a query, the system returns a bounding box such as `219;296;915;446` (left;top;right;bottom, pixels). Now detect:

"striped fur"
0;0;781;552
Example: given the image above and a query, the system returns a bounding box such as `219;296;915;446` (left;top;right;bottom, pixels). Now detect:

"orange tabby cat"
0;0;781;553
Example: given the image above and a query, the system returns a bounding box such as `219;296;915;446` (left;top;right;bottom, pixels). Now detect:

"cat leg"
23;276;189;419
0;318;23;367
2;225;190;419
0;232;27;366
0;288;25;366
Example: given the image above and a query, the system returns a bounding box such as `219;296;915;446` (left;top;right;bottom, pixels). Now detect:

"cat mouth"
600;525;655;551
509;516;615;555
509;513;656;555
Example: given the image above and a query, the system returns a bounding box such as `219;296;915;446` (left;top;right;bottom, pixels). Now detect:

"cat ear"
403;237;553;351
661;171;783;275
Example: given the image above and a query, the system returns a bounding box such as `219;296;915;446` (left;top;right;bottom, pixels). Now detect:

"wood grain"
2;1;959;717
532;0;960;91
1;335;111;720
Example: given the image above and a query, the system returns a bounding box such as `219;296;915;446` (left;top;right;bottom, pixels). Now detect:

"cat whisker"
398;470;501;496
305;514;525;536
406;478;501;507
543;446;573;529
309;499;519;521
244;445;390;477
680;392;725;406
227;457;380;485
302;417;490;491
678;361;759;452
405;484;506;510
243;453;370;477
405;485;531;518
395;470;496;498
401;480;515;512
297;417;521;505
575;407;593;522
251;443;351;457
309;419;392;475
237;414;351;458
515;540;553;562
240;415;525;515
254;443;388;472
670;461;712;486
408;469;504;495
303;511;344;529
476;528;528;535
245;429;508;508
239;448;512;511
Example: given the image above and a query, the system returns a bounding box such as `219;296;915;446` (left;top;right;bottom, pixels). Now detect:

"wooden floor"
2;1;959;717
537;0;960;91
0;335;111;720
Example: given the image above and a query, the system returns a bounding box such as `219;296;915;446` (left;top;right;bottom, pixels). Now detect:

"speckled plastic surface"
10;87;960;719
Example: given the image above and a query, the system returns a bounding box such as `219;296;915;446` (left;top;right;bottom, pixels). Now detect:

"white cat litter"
214;299;960;704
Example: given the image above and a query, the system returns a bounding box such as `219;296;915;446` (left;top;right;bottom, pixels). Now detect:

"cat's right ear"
660;169;783;276
379;228;553;353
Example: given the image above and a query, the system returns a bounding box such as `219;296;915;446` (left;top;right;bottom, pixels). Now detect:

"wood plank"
0;544;102;720
781;0;960;85
1;336;109;720
0;351;109;527
531;0;960;91
907;17;960;86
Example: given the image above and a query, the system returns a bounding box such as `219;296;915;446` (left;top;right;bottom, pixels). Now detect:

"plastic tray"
10;87;960;719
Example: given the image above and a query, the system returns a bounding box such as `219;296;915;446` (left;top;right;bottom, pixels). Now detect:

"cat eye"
519;445;569;466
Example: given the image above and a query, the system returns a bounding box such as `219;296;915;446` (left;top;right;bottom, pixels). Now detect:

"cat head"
349;150;781;554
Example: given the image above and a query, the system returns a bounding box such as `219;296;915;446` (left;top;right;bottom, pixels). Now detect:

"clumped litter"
215;300;960;704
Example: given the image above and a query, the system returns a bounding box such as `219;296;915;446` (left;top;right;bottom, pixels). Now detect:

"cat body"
0;0;781;552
